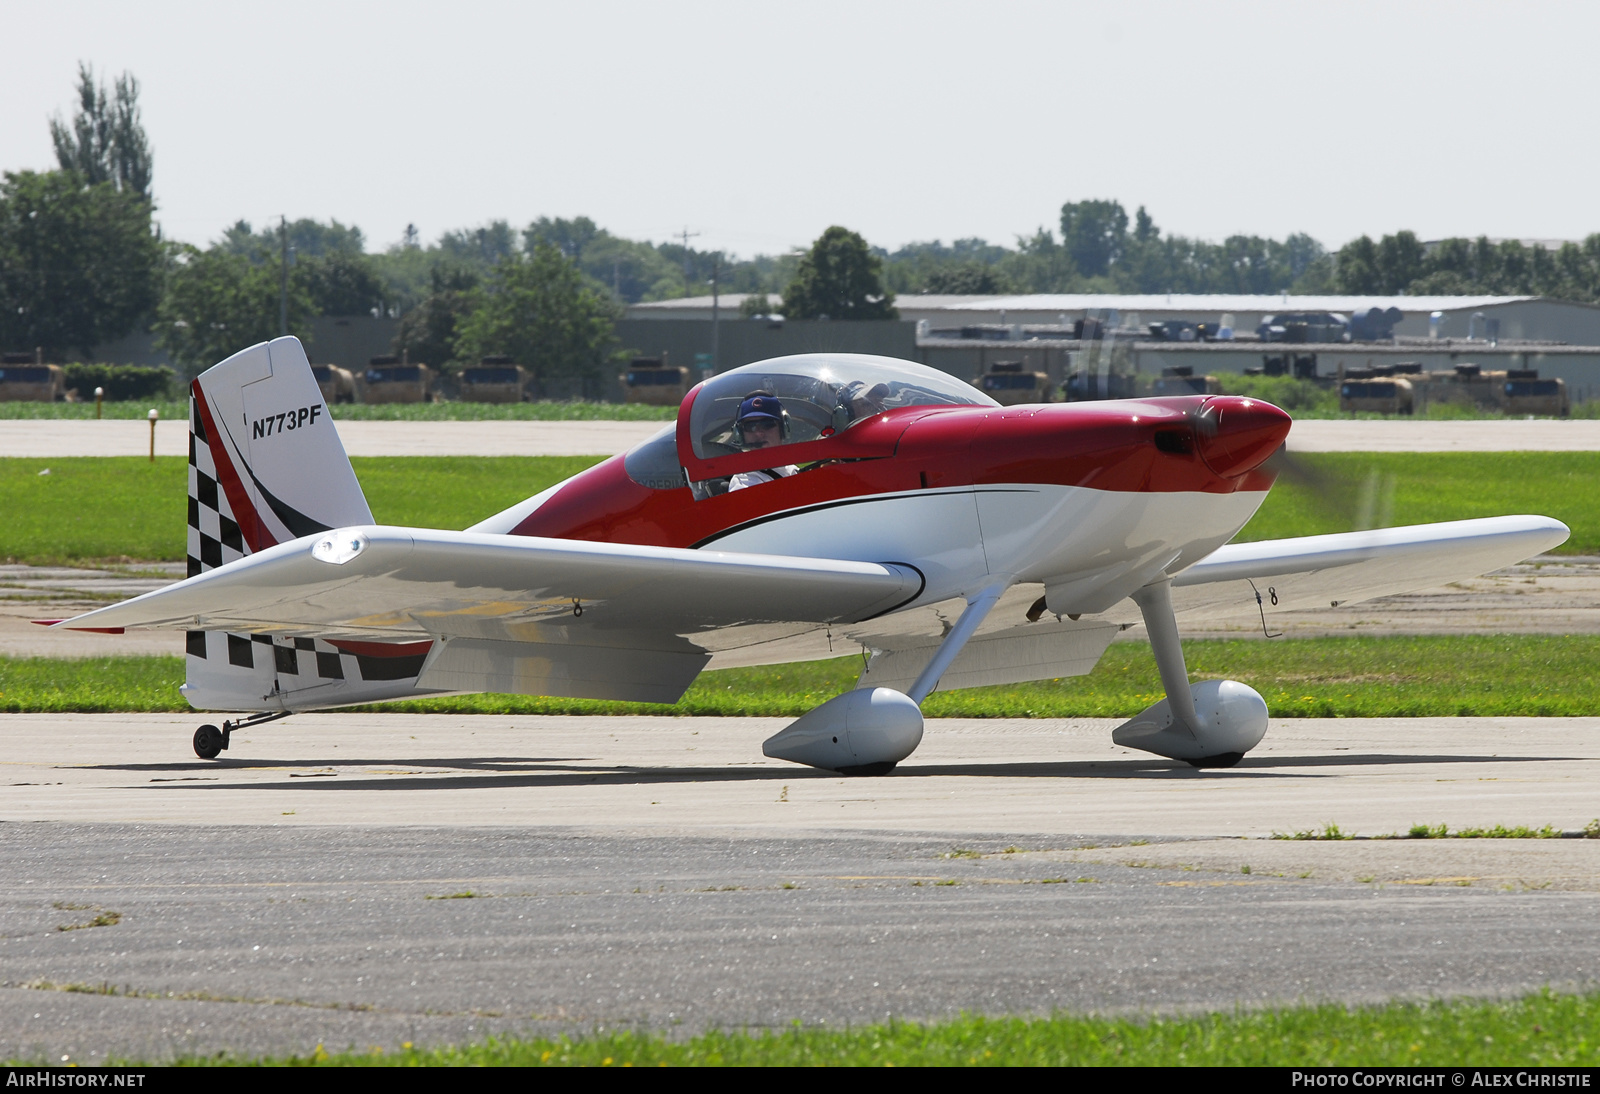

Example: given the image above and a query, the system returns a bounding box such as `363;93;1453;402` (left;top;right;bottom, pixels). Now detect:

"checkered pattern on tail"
185;392;253;670
184;625;383;681
187;396;246;580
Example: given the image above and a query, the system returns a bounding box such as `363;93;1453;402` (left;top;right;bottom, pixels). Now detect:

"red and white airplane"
58;337;1568;773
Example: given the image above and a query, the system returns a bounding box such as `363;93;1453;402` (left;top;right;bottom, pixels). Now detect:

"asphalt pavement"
0;713;1596;1062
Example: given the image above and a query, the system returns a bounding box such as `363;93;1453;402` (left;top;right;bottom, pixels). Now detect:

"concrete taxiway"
0;714;1596;1062
8;416;1600;459
4;714;1599;838
0;419;665;459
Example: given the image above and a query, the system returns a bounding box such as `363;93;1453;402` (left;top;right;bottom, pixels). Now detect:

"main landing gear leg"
1131;580;1202;735
763;582;1010;775
193;710;293;759
1113;578;1268;767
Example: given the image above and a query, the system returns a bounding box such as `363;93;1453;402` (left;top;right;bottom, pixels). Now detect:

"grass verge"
7;634;1600;717
5;451;1600;564
1231;451;1600;547
0;456;605;564
44;989;1594;1066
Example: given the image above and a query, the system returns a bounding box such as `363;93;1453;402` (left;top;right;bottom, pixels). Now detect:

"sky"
4;0;1597;260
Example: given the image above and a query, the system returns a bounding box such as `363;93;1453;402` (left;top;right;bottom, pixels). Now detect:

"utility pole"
710;255;720;376
279;215;289;336
678;226;700;289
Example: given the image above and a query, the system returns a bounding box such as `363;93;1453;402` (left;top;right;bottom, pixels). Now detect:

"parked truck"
1149;365;1221;396
459;356;529;403
1340;376;1414;415
621;357;691;406
0;354;64;401
310;364;357;404
1499;370;1569;416
358;356;432;403
973;360;1056;405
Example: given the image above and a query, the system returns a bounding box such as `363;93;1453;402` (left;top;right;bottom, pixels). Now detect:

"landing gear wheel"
193;724;224;759
1186;752;1244;769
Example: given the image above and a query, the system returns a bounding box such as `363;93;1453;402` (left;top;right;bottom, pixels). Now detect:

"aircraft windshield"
687;354;995;461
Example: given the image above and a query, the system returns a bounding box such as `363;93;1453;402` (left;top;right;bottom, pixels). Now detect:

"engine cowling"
762;688;924;775
1111;679;1268;767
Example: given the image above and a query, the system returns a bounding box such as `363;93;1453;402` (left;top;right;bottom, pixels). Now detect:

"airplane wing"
56;525;924;641
55;515;1570;704
56;526;927;706
1161;515;1570;621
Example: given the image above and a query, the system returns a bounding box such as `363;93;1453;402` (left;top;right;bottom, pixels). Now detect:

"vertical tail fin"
188;335;371;561
184;337;420;712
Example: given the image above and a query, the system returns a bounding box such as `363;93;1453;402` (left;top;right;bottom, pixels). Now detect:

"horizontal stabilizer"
853;617;1119;693
418;634;709;705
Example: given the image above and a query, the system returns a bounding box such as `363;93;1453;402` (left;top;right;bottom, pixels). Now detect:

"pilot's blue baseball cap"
737;394;782;422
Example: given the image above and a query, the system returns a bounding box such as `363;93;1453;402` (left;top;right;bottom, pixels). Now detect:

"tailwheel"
191;709;293;759
193;724;224;759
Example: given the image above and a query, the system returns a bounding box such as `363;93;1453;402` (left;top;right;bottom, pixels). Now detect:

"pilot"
838;380;891;424
728;392;799;492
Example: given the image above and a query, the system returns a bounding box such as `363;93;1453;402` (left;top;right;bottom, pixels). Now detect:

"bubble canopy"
685;354;996;461
621;354;997;492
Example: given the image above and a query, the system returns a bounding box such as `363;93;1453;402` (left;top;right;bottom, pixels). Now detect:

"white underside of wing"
58;525;925;642
1156;515;1569;622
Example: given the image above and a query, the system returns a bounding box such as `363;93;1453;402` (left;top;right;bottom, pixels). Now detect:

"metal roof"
918;294;1541;314
627;292;1568;316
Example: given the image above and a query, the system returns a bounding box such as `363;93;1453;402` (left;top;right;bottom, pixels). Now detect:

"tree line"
8;65;1600;389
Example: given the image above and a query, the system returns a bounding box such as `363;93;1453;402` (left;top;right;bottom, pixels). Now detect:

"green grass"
1232;451;1600;547
9;635;1600;717
0;400;676;421
0;456;605;564
4;451;1599;565
0;458;187;563
1390;822;1586;839
0;656;184;711
49;989;1590;1066
0;399;191;420
347;456;604;529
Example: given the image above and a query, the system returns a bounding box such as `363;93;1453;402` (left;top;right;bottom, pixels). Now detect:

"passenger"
728;392;799;492
839;380;891;422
